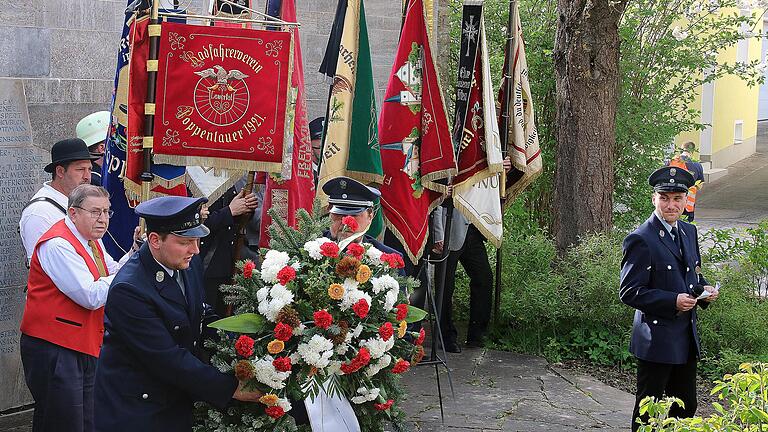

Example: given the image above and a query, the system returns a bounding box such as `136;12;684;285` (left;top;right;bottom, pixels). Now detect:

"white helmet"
76;111;111;149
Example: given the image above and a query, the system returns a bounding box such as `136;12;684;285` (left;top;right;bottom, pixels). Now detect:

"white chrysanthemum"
365;354;392;377
297;335;334;368
340;280;372;311
671;26;688;41
253;357;290;389
260;250;290;282
303;239;323;260
256;286;269;302
365;245;383;265
335;343;349;355
371;275;399;294
327;360;343;376
350;386;381;404
270;284;294;304
351;324;363;338
383;287;399;312
277;398;292;412
362;336;395;359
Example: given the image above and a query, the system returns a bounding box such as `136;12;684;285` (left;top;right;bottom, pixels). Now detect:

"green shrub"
639;363;768;431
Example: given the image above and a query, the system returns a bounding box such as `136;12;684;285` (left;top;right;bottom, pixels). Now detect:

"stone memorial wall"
0;78;44;411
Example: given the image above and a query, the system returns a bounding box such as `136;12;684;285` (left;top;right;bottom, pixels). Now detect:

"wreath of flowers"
194;209;426;432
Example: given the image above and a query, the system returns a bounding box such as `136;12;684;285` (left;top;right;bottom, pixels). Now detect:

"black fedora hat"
44;138;99;173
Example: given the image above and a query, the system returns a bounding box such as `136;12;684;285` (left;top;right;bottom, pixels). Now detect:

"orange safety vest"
669;158;697;212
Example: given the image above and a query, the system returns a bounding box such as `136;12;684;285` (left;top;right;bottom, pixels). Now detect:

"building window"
737;9;751;64
734;120;744;145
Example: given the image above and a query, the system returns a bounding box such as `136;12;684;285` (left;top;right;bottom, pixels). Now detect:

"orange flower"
355;264;372;284
335;256;361;278
259;394;279;406
308;366;318;377
397;320;407;338
328;283;345;300
267;339;285;354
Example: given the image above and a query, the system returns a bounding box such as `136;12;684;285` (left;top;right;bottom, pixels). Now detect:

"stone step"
700;161;712;171
704;168;728;183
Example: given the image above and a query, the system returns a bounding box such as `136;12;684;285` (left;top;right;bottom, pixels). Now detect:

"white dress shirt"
19;181;69;262
37;217;131;311
654;211;678;241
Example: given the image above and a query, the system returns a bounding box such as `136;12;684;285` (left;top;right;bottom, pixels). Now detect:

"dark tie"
671;226;682;255
174;271;186;300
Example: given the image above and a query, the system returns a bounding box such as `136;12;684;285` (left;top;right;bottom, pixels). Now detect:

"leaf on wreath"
209;313;265;334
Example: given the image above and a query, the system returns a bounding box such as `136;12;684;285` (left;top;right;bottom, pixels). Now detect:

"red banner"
259;0;315;248
152;22;293;172
379;0;456;263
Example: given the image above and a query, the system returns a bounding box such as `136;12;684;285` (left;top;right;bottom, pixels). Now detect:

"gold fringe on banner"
383;193;445;264
153;154;283;174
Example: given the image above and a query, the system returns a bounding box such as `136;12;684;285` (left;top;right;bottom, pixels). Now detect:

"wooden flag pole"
494;0;517;323
139;0;161;205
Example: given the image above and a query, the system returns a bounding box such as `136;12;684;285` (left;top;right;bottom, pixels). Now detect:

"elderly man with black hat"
94;196;262;432
620;166;720;431
20;138;100;264
322;176;402;262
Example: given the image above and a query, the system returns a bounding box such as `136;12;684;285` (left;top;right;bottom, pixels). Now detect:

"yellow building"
675;9;765;182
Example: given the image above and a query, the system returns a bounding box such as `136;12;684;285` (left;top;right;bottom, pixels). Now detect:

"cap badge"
156;271;165;282
342;193;347;199
670;178;675;183
670;168;677;176
659;230;665;237
195;213;200;220
340;180;347;189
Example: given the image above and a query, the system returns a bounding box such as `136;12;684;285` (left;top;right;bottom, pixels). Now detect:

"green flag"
317;0;384;238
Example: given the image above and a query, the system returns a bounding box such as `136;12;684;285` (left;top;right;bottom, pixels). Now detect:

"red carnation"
265;405;285;419
235;335;255;358
374;399;394;411
340;347;371;374
395;303;409;321
320;242;340;258
352;298;369;319
272;356;292;372
341;215;359;232
346;242;365;258
379;322;394;341
242;260;256;279
273;322;293;342
415;327;426;346
276;266;296;285
380;253;405;269
391;358;411;374
313;310;333;329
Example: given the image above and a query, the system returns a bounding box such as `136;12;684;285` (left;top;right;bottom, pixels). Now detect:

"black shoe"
442;341;462;353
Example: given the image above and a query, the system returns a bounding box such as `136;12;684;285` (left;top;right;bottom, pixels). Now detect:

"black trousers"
439;225;493;344
632;354;698;431
20;334;96;432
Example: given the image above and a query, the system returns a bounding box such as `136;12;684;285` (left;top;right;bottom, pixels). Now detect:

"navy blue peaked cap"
648;166;694;193
322;176;380;215
309;117;325;141
135;196;210;238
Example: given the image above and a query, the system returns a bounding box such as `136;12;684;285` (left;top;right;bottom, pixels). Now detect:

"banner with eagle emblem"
151;22;293;173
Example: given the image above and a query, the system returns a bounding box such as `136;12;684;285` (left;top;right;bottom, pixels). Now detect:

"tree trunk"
553;0;627;252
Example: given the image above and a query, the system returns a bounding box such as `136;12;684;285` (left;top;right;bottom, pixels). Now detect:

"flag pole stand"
415;202;456;423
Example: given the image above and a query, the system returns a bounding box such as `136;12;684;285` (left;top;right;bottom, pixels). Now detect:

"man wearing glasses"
19;184;137;432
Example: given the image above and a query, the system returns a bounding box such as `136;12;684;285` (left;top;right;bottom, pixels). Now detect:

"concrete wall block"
22;79;47;104
48;28;121;80
0;27;51;78
28;102;110;150
0;0;46;28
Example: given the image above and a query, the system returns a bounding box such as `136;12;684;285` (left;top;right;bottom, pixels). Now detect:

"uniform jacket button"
687;267;690;272
193;341;197;347
142;393;149;399
173;325;180;331
667;265;672;270
227;226;231;230
652;320;658;324
690;284;694;289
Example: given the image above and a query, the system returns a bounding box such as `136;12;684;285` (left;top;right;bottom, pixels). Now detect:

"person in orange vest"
667;141;704;221
19;184;138;432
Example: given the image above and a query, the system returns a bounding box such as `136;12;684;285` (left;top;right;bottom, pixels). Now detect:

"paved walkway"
399;348;633;431
695;122;768;231
0;348;634;432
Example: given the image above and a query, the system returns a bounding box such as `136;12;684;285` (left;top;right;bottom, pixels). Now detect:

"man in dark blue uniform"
620;166;719;431
322;176;403;263
94;196;261;432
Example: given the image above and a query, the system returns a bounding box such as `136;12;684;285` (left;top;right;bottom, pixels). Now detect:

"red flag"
124;15;187;200
379;0;455;263
259;0;315;247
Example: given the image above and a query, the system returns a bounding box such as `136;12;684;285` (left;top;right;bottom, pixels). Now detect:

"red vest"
20;219;108;357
